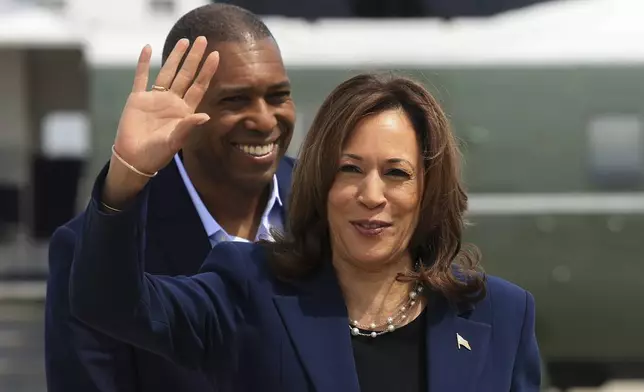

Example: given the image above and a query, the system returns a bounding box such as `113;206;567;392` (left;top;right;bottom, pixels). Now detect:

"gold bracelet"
111;145;158;178
100;201;123;213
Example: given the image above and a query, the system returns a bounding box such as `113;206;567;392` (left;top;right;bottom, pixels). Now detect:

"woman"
69;37;541;391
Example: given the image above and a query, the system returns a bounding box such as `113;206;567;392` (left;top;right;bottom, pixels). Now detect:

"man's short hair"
162;4;274;64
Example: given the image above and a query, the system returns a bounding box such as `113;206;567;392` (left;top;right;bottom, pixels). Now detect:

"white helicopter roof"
268;0;644;68
4;0;644;67
0;6;82;48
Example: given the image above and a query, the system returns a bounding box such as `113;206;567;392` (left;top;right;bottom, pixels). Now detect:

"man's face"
185;37;295;191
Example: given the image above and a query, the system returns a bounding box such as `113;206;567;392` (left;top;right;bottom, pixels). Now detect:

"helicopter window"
587;114;644;188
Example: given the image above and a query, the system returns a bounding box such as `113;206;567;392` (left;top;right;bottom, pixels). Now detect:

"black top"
351;308;428;392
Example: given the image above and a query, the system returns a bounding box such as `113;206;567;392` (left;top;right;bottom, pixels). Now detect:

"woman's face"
327;109;422;272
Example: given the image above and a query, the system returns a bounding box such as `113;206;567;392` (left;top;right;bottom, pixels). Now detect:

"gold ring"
151;85;168;92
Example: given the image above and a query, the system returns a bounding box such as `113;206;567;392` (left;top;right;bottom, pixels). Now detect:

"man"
44;4;296;391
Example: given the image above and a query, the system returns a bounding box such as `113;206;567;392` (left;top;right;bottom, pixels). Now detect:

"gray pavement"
0;239;49;392
565;382;644;391
0;300;46;392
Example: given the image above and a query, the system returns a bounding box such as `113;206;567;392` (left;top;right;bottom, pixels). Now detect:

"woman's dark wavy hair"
261;72;486;306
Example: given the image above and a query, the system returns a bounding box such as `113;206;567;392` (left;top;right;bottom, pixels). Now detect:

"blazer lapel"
273;263;360;392
276;157;294;223
426;296;491;392
144;159;211;275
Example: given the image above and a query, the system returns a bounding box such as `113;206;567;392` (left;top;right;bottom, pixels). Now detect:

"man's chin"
230;169;278;193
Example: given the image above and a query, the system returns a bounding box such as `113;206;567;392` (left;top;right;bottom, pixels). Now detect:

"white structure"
4;0;644;67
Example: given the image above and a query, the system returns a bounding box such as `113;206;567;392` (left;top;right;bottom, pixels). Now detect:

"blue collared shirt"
174;154;284;248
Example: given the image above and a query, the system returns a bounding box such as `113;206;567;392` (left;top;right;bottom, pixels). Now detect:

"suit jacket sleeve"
69;174;249;370
511;290;542;391
45;224;137;392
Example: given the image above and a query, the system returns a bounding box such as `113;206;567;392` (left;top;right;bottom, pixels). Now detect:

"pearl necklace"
349;283;424;338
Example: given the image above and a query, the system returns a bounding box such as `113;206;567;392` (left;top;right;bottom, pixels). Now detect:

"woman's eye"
387;168;410;178
339;164;361;173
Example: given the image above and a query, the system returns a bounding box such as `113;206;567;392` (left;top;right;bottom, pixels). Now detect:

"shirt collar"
174;154;282;240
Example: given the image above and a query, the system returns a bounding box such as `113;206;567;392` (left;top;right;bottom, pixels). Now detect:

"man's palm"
112;36;220;175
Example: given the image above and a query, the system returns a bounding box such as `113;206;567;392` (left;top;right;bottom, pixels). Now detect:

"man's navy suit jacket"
44;157;295;392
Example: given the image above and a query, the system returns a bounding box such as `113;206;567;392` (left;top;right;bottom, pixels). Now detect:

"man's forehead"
206;38;288;91
209;38;282;65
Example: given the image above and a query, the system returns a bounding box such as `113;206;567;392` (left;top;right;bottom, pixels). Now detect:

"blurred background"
0;0;643;391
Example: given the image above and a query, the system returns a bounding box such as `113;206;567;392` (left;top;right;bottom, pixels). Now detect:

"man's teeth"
236;143;276;157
